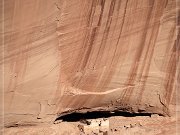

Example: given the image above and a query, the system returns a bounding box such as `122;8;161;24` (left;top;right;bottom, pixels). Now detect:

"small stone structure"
78;118;109;134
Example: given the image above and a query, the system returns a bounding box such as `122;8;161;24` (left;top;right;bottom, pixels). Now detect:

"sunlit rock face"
1;0;179;125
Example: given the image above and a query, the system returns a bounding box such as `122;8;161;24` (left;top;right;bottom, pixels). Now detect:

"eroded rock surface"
0;0;179;127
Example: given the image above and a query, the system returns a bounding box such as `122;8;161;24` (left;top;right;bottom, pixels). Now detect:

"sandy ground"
2;112;180;135
1;105;179;135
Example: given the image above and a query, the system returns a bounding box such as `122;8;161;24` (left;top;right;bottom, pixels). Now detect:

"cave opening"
55;111;154;122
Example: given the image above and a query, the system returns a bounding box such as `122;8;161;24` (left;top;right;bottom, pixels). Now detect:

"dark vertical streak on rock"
82;0;97;63
97;0;105;26
99;0;128;90
160;26;176;71
121;0;155;103
136;0;169;104
136;24;160;103
80;0;103;70
93;0;116;68
74;0;105;88
72;0;97;88
164;30;180;106
82;27;97;69
110;0;128;67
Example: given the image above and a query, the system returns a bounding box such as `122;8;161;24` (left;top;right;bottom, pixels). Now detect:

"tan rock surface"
0;0;179;129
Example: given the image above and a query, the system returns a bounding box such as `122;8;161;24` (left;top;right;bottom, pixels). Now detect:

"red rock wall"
1;0;179;125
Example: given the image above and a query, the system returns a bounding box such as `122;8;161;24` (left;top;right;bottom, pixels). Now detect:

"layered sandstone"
0;0;179;127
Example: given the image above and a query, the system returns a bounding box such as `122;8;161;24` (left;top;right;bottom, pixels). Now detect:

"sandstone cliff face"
1;0;179;125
